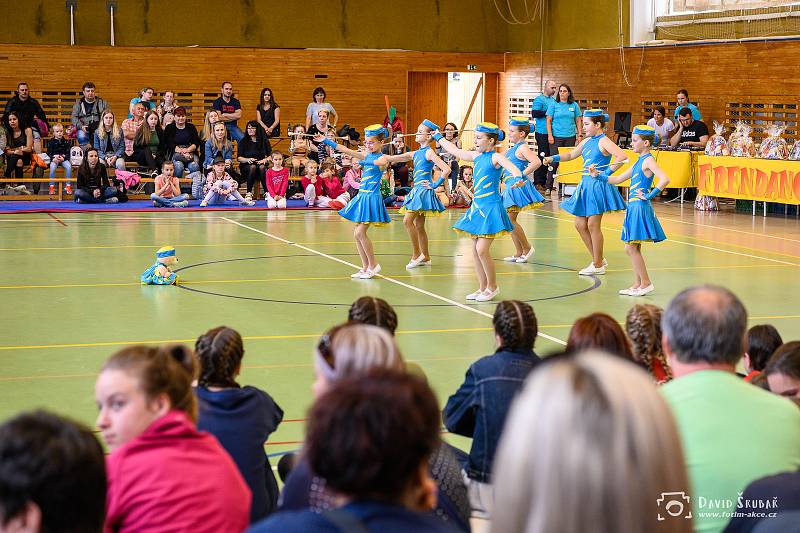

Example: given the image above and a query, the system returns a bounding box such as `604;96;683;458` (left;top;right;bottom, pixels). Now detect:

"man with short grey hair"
661;285;800;533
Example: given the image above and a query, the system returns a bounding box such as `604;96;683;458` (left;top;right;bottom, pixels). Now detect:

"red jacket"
301;175;324;197
266;167;289;197
104;410;251;533
322;175;346;198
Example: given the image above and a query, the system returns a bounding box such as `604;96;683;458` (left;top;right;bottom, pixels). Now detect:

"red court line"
46;213;67;226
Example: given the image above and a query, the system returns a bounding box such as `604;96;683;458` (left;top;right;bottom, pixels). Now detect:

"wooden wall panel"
484;73;499;126
499;40;800;141
0;45;503;136
407;72;448;136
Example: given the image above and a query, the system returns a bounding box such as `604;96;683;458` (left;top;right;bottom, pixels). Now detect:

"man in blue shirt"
530;80;557;191
213;81;244;143
673;89;701;121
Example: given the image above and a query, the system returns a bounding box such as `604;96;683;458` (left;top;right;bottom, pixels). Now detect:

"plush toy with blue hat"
140;246;179;285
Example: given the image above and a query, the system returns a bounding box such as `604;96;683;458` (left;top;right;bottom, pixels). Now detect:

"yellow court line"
659;216;800;245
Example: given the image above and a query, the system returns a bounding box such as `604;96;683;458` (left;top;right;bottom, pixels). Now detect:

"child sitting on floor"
265;151;289;209
151;160;188;207
300;160;324;207
318;160;351;209
200;154;255;207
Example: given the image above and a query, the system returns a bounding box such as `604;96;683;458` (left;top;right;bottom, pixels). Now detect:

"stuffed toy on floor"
140;246;179;285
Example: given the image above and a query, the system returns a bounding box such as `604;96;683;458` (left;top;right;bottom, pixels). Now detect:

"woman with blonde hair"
626;303;673;384
492;351;692;533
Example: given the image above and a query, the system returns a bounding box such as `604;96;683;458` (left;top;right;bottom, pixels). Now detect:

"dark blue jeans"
74;186;117;203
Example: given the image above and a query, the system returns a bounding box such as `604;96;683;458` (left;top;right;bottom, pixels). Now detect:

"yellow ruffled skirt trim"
507;202;544;213
353;221;390;227
452;228;512;239
398;208;446;216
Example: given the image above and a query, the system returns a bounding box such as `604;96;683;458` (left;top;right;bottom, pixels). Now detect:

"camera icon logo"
656;491;692;521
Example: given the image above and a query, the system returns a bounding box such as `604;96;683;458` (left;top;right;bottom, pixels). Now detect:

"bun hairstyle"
195;326;245;388
101;345;197;421
347;296;398;335
493;300;538;352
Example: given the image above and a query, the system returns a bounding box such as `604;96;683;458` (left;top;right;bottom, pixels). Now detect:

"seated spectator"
289;125;310;176
262;368;457;533
381;167;405;207
492;350;692;533
46;123;73;196
674;89;702;121
383;131;411;188
164;107;200;178
316;130;343;170
307;108;333;163
265;151;289;209
74;147;119;204
744;324;783;382
238;120;271;203
3;111;33;194
343;156;361;198
4;82;48;153
646;105;674;147
318;160;351;209
95;344;251;532
443;300;542;523
566;312;634;359
660;285;800;533
301;160;323;207
71;81;108;149
724;470;800;533
150;160;188;208
281;323;470;530
304;87;337;132
212;82;244;143
200;109;222;143
0;410;106;533
132;111;165;170
200;154;254;207
450;165;473;206
256;88;281;138
161;111;175;129
670;107;709;150
625;303;673;384
203;122;234;171
156;90;178;123
763;341;800;399
94;110;126;171
194;326;284;522
121;102;146;158
128;86;156;118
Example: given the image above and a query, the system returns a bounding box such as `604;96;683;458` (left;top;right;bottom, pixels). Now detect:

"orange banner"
697;155;800;205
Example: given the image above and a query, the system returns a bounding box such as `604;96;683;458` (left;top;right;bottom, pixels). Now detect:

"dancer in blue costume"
431;120;524;302
316;125;393;279
590;125;669;296
140;246;178;285
385;122;452;269
543;109;628;276
501;117;545;264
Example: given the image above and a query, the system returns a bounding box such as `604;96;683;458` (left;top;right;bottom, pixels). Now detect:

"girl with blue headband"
315;125;393;279
430;120;524;302
589;125;669;296
543;109;628;276
501;117;545;263
384;121;452;269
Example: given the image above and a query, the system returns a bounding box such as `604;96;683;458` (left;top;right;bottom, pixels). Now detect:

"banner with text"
697;155;800;205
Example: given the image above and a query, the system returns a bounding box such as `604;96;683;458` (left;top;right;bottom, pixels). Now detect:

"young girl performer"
387;122;451;269
316;125;393;279
431;120;524;302
543;109;628;275
501;117;545;263
590;125;669;295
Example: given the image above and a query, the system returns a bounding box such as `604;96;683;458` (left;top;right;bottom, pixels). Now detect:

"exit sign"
467;64;479;71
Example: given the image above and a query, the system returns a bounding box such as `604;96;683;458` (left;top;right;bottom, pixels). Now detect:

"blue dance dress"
140;261;177;285
501;141;545;212
621;153;667;244
452;151;514;238
338;152;391;226
560;134;626;217
400;147;446;216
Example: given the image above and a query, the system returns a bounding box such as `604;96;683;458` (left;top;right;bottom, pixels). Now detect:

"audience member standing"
660;285;800;533
256;88;281;138
545;83;581;194
673;89;702;121
305;86;337;131
530;79;557;191
213;81;244;143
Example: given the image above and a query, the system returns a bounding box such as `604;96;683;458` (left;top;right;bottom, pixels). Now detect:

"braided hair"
347;296;398;335
493;300;537;352
195;326;244;388
625;304;673;382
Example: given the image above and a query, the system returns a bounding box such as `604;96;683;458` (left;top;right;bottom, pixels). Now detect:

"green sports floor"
2;201;799;456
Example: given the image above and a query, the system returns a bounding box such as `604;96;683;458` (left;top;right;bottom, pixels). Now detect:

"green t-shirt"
661;370;800;533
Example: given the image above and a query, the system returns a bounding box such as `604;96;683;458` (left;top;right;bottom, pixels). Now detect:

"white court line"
220;216;567;346
524;211;800;267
